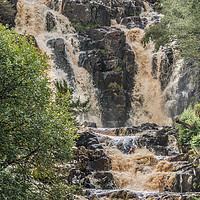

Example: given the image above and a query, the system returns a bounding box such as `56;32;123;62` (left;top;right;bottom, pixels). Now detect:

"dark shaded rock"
82;177;95;189
95;71;124;90
88;28;108;41
61;0;111;27
46;38;75;87
10;0;18;4
76;131;99;148
159;47;174;91
92;4;111;26
61;1;91;25
67;168;86;185
90;156;111;171
140;123;160;130
79;50;106;73
87;122;97;128
124;2;143;17
93;171;117;189
90;144;104;150
46;11;56;32
78;35;98;51
102;28;126;59
152;54;158;79
168;172;200;192
77;24;136;127
47;38;65;52
121;16;146;29
116;137;134;153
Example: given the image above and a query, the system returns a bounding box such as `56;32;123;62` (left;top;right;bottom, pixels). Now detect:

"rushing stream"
74;125;200;199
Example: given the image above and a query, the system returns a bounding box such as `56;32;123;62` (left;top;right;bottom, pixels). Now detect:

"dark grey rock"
76;131;99;148
90;156;111;171
93;171;117;189
46;11;56;32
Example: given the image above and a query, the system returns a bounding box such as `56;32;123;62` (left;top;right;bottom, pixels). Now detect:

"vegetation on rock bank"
176;104;200;155
144;0;200;63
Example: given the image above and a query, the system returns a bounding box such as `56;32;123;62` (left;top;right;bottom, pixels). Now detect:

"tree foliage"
0;25;78;199
143;0;200;63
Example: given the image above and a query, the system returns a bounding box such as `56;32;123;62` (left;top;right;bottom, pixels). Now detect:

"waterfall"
111;2;172;126
14;0;191;127
126;28;172;126
15;0;103;127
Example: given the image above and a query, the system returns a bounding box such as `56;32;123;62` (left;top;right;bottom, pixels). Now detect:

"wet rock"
61;1;91;26
77;22;136;127
88;28;108;41
121;16;148;29
159;48;174;91
61;0;111;27
79;50;106;73
46;38;75;86
46;11;56;32
92;4;111;26
47;38;65;52
124;1;143;17
67;168;86;185
78;35;98;51
87;122;97;128
92;171;117;189
90;156;111;171
102;28;126;59
116;137;135;153
76;131;99;148
169;168;200;192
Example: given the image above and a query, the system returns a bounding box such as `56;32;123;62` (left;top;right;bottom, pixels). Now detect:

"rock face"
61;0;138;127
59;0;199;127
74;125;200;199
46;38;75;87
67;131;115;190
78;27;136;127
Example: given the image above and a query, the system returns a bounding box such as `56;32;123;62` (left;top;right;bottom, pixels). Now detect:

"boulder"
76;131;99;148
61;0;111;27
90;156;111;171
93;171;117;189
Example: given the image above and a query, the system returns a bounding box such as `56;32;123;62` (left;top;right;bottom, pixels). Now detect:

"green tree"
0;25;78;199
0;0;16;27
143;0;200;62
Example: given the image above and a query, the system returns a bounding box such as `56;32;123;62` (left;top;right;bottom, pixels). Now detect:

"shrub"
176;105;200;151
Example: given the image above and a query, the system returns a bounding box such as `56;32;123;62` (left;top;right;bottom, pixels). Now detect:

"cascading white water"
15;0;103;127
91;127;180;194
126;28;172;126
111;1;172;126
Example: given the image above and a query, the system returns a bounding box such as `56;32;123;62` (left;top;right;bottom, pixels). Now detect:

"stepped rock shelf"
73;124;200;199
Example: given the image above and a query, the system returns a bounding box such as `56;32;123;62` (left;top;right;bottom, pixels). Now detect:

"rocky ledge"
66;123;200;199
